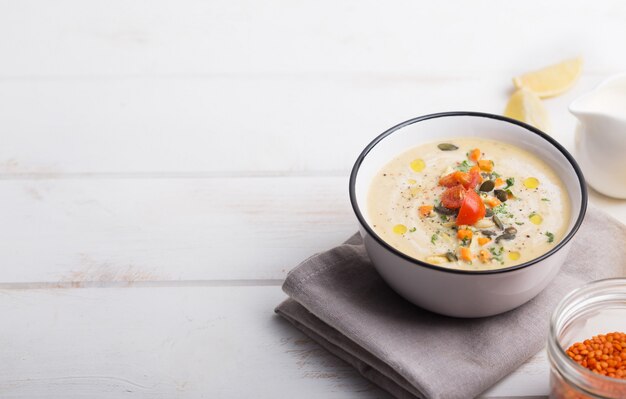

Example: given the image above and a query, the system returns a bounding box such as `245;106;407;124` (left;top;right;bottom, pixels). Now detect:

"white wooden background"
1;1;626;397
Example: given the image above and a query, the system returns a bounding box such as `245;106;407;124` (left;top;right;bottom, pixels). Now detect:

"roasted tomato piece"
438;171;462;187
456;189;486;226
439;167;482;190
465;166;482;190
441;185;466;209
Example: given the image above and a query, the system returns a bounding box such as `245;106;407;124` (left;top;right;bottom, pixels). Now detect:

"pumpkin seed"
445;251;458;262
485;208;494;217
479;180;495;192
504;226;518;235
494;189;508;202
434;205;456;216
481;230;496;237
437;143;459;151
495;233;516;243
493;215;504;230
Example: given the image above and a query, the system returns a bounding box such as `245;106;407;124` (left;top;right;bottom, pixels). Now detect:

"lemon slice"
512;58;583;98
504;88;551;132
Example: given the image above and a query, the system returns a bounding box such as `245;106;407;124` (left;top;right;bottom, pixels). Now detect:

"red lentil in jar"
548;279;626;399
565;332;626;379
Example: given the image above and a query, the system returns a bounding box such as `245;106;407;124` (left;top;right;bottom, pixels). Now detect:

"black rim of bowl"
349;111;588;275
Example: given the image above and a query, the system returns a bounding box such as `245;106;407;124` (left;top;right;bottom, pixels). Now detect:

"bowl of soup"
349;112;587;317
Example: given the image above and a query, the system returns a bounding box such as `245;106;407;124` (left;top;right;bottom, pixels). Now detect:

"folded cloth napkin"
275;206;626;399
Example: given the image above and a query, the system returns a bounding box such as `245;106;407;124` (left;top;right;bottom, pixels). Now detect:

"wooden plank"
0;176;623;284
483;351;549;398
0;176;355;283
0;75;605;174
1;1;626;77
0;284;548;398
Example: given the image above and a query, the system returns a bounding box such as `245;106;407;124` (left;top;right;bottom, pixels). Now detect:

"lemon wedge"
512;58;583;98
504;88;551;132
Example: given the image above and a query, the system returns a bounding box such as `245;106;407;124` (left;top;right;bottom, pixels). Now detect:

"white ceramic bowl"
349;112;587;318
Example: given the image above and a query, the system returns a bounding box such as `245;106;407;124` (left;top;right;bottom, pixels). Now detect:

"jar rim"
548;278;626;395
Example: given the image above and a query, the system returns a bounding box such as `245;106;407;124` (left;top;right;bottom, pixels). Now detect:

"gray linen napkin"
275;206;626;399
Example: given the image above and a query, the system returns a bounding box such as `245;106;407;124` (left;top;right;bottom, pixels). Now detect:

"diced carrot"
478;249;491;263
478;159;493;172
469;148;481;163
485;197;501;208
419;205;433;217
477;237;491;246
457;229;473;241
494;177;504;187
459;247;473;262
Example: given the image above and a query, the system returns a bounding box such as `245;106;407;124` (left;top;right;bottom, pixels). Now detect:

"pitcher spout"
568;94;599;127
570;72;626;198
570;72;626;127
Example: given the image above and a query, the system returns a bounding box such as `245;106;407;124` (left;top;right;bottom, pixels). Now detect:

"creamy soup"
367;137;571;270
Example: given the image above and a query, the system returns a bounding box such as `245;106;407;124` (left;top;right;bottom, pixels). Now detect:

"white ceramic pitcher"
569;73;626;199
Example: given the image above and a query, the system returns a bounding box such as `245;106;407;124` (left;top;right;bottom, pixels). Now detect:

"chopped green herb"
541;198;550;202
492;203;513;218
431;234;439;244
546;231;555;243
461;237;470;246
491;171;501;178
440;215;449;222
455;160;472;172
489;246;503;256
493;203;508;214
409;227;416;233
515;222;524;226
488;246;504;263
504;177;515;190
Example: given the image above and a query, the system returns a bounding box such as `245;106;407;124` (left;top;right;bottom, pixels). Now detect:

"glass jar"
548;278;626;399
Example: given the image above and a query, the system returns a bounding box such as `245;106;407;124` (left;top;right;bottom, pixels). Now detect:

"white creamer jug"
570;73;626;199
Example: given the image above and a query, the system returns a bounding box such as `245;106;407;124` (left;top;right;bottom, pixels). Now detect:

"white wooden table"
1;1;626;397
